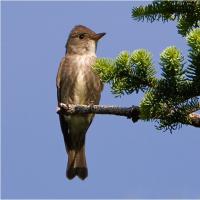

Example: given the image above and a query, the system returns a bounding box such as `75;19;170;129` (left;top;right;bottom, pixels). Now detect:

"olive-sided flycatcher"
56;25;105;180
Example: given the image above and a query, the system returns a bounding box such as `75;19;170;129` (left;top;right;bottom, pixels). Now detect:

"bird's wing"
56;57;72;151
56;57;74;105
56;57;65;104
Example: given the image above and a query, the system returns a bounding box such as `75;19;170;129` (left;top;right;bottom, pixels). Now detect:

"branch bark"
57;103;200;128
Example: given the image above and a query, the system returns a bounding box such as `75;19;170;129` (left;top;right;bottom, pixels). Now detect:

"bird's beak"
92;32;106;41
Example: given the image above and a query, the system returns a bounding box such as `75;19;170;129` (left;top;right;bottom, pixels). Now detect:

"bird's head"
65;25;106;55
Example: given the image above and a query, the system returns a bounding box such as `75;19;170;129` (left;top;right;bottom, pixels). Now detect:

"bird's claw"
56;106;61;114
89;101;95;106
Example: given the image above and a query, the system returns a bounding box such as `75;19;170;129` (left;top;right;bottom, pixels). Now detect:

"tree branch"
57;103;140;122
57;103;200;128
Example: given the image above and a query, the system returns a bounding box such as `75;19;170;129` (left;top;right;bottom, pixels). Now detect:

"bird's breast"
74;69;87;104
73;54;96;104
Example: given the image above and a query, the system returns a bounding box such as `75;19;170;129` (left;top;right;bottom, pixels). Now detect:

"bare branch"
57;103;200;128
57;103;140;122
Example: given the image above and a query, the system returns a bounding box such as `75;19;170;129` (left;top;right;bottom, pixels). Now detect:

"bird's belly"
67;114;93;133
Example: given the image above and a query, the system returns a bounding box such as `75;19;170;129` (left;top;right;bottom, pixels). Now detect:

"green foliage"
93;58;115;83
186;28;200;95
139;44;199;132
132;1;200;36
140;91;199;133
158;47;186;100
160;46;185;80
93;50;156;96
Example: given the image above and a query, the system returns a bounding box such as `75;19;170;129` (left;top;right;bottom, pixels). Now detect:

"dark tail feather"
66;146;88;180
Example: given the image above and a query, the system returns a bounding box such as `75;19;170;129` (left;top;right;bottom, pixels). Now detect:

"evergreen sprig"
93;58;115;83
140;39;199;131
157;46;186;100
93;50;156;96
186;28;200;96
132;1;200;36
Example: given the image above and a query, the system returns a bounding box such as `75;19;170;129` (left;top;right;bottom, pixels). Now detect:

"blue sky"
1;1;200;199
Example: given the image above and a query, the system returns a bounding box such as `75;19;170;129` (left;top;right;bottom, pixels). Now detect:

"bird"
56;25;105;180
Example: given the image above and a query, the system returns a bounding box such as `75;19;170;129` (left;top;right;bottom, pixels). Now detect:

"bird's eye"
79;34;85;39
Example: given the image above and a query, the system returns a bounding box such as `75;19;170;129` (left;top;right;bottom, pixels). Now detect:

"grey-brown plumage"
56;25;105;180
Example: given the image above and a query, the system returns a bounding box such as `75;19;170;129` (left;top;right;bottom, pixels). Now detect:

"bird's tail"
66;146;88;180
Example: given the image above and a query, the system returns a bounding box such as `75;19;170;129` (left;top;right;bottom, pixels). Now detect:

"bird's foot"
89;101;95;106
60;103;70;108
56;106;61;114
89;101;95;110
56;103;69;114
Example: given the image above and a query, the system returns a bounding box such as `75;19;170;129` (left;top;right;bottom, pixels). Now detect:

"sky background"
1;1;200;199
